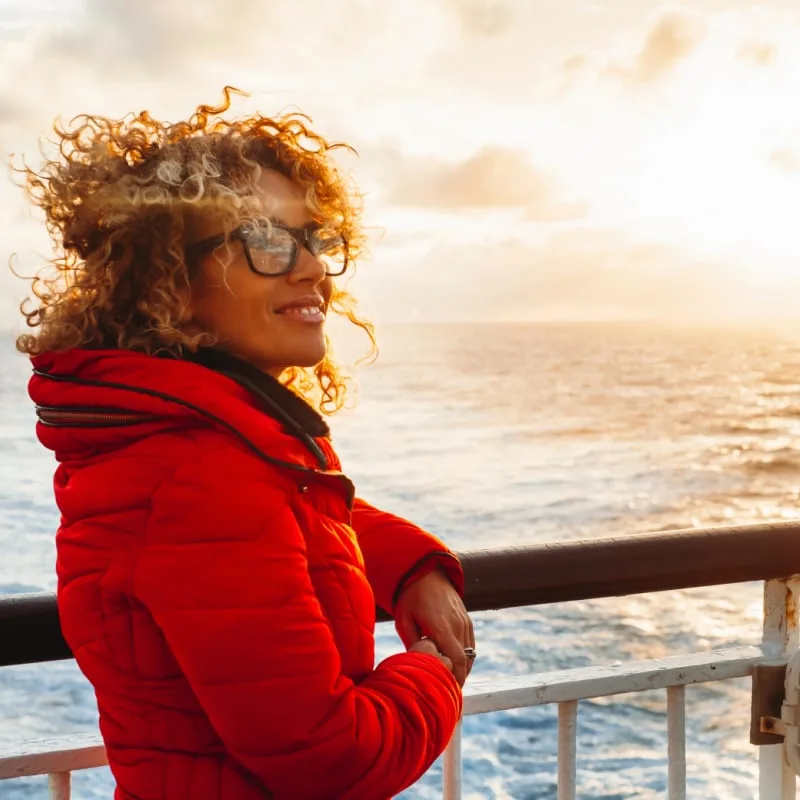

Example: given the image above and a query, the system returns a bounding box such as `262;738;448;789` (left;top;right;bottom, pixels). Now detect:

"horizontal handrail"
0;732;105;780
463;645;762;714
0;645;762;781
3;519;800;667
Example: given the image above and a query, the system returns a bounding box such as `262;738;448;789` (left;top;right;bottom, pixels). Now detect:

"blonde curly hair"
13;86;375;413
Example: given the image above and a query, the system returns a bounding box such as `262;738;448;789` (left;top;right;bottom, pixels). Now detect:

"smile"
276;304;326;323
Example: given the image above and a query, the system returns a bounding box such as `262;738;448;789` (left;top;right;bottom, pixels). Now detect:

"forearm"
351;498;464;613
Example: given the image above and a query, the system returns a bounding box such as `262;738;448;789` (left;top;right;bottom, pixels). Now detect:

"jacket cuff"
391;551;464;612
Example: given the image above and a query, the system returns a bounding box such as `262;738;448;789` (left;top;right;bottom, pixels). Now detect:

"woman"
16;87;475;800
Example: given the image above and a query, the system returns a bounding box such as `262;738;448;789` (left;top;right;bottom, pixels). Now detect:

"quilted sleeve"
351;498;464;614
133;454;462;800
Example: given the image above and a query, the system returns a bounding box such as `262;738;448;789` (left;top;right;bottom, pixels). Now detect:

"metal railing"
2;520;800;798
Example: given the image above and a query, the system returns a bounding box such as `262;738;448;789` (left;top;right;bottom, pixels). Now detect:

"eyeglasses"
187;221;349;277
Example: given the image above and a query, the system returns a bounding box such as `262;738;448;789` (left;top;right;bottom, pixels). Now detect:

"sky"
1;0;799;326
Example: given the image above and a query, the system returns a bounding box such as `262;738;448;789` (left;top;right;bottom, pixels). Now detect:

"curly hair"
13;86;376;413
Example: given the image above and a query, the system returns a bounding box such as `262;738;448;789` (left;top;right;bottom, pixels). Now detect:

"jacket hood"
29;349;339;476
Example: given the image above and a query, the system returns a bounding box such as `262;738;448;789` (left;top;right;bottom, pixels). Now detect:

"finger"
395;612;422;650
409;638;439;656
440;613;474;680
465;615;476;677
409;640;454;673
427;611;473;684
435;629;468;687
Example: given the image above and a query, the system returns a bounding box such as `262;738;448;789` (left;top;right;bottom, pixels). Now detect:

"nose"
289;245;326;285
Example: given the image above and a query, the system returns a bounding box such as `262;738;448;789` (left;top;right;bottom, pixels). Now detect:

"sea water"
3;322;799;799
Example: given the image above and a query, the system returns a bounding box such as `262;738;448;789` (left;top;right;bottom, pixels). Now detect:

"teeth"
283;306;323;315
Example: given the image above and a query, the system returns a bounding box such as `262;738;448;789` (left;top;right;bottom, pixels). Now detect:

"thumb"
395;611;422;649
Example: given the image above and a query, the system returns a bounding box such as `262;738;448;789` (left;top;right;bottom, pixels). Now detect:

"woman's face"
188;169;333;376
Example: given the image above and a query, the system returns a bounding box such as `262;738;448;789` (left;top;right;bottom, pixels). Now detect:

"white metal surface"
442;721;463;800
48;772;70;800
463;645;761;716
762;579;799;661
781;649;800;777
760;578;800;800
0;731;105;779
667;684;686;800
557;701;577;800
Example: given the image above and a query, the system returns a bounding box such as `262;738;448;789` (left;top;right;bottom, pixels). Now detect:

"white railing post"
759;577;799;800
667;684;686;800
557;700;578;800
442;720;463;800
48;772;71;800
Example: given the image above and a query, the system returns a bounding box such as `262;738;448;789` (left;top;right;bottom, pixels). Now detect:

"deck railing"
1;520;800;798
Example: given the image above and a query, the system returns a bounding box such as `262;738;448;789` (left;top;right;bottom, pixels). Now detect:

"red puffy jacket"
29;349;463;800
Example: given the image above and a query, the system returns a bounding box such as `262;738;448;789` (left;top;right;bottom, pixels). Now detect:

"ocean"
2;321;799;799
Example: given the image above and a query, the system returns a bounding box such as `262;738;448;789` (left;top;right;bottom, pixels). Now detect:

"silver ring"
463;647;477;660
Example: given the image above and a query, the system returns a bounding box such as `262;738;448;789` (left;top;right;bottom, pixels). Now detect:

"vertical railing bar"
759;577;799;800
48;772;71;800
667;684;687;800
442;719;463;800
557;700;578;800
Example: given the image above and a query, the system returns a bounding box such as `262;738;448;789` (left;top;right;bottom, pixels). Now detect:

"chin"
296;336;328;368
268;345;328;373
248;328;328;373
294;350;327;369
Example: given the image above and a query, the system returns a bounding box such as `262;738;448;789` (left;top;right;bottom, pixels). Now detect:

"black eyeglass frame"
187;222;349;277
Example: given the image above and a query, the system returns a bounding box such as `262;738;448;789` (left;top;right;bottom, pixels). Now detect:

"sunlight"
586;30;800;278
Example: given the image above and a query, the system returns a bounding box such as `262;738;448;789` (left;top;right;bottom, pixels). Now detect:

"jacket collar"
29;348;337;474
183;349;330;440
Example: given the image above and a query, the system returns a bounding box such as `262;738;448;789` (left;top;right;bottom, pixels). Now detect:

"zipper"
32;370;356;510
36;407;157;427
38;404;355;504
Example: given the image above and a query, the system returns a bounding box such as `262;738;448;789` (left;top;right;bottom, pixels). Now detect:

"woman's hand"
408;638;454;673
395;567;476;686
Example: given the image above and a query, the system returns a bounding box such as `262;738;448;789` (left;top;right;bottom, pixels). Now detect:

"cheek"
192;272;275;337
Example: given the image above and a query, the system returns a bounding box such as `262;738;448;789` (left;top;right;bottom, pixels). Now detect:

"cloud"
0;97;31;129
354;226;797;325
0;0;450;144
381;146;587;219
562;53;589;77
603;10;706;85
769;148;800;173
4;0;800;329
738;40;778;67
33;0;385;77
444;0;515;38
523;198;589;223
